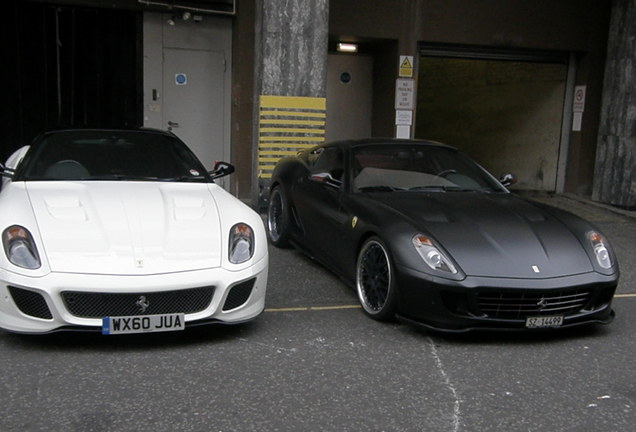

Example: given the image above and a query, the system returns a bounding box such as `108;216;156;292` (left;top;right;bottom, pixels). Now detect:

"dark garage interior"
416;53;568;192
2;2;142;161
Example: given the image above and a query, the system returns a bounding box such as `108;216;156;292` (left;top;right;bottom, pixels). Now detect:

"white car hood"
26;182;222;275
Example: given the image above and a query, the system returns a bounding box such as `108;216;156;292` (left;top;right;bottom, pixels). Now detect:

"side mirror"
499;173;517;187
310;172;342;188
0;163;15;179
210;161;235;179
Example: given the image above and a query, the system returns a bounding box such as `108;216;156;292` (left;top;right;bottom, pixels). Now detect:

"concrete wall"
593;0;636;209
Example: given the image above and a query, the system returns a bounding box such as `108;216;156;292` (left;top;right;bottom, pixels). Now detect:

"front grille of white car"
61;286;215;318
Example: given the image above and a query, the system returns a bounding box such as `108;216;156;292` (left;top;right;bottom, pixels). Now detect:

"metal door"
326;54;373;141
162;48;226;182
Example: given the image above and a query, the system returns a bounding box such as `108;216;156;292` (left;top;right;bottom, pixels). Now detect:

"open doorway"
415;53;568;191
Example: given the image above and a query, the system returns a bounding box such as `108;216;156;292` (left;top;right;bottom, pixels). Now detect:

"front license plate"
525;315;563;329
102;313;185;335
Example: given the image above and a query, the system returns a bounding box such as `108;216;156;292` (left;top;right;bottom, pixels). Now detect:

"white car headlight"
412;234;457;274
229;223;254;264
2;225;41;269
587;231;612;269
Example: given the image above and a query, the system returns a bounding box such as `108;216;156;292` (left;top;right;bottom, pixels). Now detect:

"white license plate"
102;313;185;335
525;315;564;329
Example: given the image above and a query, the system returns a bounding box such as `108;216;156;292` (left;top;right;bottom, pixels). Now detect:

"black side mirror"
310;172;342;188
0;163;15;179
499;173;517;187
210;161;235;179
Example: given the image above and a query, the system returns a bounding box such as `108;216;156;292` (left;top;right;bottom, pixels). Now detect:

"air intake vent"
223;278;256;311
477;289;593;319
8;286;53;319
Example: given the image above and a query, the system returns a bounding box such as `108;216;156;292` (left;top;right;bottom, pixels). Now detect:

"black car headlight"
587;231;612;269
229;223;254;264
2;225;41;269
412;234;457;274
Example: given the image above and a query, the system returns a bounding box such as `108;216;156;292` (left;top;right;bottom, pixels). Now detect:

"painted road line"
265;305;361;313
265;295;635;313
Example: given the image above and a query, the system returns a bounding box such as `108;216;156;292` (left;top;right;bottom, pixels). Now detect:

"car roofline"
317;138;457;152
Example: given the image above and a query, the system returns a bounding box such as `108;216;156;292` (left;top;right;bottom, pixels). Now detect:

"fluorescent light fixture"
337;43;358;53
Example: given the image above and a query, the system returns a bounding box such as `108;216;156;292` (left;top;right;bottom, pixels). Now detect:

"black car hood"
368;192;594;279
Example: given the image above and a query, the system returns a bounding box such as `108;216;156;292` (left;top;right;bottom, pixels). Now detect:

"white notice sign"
395;79;415;110
573;85;586;112
395;110;413;126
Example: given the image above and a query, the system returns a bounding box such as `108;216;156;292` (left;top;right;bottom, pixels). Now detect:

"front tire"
267;186;291;247
356;237;397;320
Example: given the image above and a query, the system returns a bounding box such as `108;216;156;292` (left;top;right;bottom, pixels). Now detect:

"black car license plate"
525;315;564;329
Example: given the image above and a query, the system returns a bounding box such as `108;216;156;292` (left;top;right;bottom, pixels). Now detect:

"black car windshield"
16;130;211;183
352;144;506;193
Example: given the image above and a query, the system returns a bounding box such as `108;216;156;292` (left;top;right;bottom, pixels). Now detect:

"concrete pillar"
592;0;636;208
252;0;330;205
257;0;329;97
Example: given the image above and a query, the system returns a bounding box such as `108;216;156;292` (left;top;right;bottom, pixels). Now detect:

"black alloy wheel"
267;186;290;247
356;237;397;320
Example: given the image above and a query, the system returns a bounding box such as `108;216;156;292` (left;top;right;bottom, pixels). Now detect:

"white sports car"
0;129;268;334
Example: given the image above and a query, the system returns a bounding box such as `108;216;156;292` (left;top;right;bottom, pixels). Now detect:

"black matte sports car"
266;139;619;332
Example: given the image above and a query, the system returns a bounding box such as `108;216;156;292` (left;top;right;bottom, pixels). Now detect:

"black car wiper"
358;185;403;192
408;185;477;192
408;185;450;192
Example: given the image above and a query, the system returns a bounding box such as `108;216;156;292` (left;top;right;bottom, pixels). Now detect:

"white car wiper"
160;175;208;182
88;174;162;181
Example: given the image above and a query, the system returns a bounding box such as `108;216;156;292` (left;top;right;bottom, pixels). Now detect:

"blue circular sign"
340;72;351;84
175;73;187;85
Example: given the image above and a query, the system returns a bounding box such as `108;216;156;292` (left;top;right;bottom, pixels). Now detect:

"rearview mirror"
210;161;235;179
499;173;517;187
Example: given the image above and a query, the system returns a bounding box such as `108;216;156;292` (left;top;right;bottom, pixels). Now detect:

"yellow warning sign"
399;55;414;77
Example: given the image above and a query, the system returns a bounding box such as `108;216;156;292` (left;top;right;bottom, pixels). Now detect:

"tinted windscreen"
18;130;210;182
352;144;505;193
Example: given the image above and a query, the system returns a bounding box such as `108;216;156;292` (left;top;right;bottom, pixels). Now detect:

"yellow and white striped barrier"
258;95;326;179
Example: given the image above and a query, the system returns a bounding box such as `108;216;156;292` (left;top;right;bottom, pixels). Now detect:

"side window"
311;147;344;181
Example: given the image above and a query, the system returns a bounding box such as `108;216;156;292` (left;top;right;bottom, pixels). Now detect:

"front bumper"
394;264;618;332
0;257;268;334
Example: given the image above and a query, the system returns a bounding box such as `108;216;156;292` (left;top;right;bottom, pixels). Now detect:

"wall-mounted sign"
573;85;586;112
395;78;415;110
395;110;413;126
175;73;187;85
399;56;414;78
572;85;586;131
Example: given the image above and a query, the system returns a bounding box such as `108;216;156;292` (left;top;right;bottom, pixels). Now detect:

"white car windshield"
16;130;210;182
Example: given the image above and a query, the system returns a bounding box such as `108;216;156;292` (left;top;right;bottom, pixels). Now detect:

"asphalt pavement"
0;193;634;432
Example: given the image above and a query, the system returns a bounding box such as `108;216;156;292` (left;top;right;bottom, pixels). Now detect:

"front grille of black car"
476;289;593;319
8;286;53;319
222;278;256;311
61;286;215;318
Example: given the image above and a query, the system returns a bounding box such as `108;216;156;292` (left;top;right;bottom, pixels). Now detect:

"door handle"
167;121;180;128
